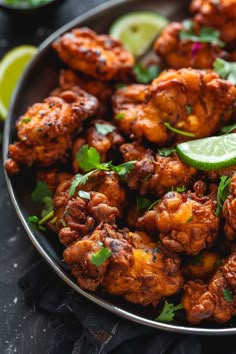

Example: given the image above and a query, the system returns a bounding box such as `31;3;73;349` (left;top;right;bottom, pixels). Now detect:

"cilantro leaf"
157;147;176;157
134;64;160;84
91;247;112;267
69;171;94;197
41;196;54;217
216;176;232;216
164;122;195;138
223;289;233;303
176;186;186;193
78;190;91;200
156;301;183;323
179;21;224;47
95;123;115;135
109;160;136;177
185;104;193;114
213;58;236;85
220;123;236;134
187;216;193;223
137;197;152;212
116;112;125;120
76;144;109;172
31;180;53;203
28;215;39;224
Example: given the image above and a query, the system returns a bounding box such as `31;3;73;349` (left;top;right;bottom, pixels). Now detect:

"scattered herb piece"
28;215;39;224
116;112;125;120
147;199;160;211
114;83;126;89
223;289;233;303
41;196;53;217
176;186;186;193
187;216;193;223
179;21;224;47
214;259;222;268
157;147;176;157
95;123;115;135
220;123;236;134
164;122;196;138
134;64;160;84
185;104;193;114
38;210;54;225
91;247;112;267
213;58;236;85
109;160;136;177
156;301;183;323
216;176;232;216
136;197;152;212
76;144;109;172
50;216;57;225
21;117;31;123
31;180;53;203
78;190;91;200
69;171;94;197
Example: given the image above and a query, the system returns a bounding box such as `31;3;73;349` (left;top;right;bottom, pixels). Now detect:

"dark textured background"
0;1;109;353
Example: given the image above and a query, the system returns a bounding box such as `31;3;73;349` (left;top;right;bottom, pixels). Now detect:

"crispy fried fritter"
182;250;220;279
5;93;98;175
123;149;197;197
120;142;151;162
182;252;236;324
133;68;236;144
154;22;225;70
64;224;183;305
36;169;72;193
137;187;219;255
112;84;146;135
223;174;236;240
190;0;236;44
52;27;134;81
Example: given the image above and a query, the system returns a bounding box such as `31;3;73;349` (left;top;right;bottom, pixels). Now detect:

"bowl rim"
0;0;63;11
3;0;236;335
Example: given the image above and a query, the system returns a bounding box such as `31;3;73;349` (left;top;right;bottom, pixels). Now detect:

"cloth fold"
17;258;233;354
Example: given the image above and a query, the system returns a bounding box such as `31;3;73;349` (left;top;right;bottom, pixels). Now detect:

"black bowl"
0;0;65;15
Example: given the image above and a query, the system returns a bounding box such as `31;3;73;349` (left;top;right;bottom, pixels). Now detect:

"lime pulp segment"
176;134;236;170
109;12;169;57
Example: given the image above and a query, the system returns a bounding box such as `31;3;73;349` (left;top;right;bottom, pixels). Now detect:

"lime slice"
109;12;169;57
0;45;37;120
176;134;236;170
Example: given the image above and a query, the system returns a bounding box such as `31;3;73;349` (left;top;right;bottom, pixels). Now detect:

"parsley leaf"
136;197;152;212
164;122;195;138
31;180;53;203
91;247;112;267
223;289;233;303
179;21;224;47
76;144;109;172
220;123;236;134
156;301;183;323
134;64;160;84
95;123;115;135
78;190;91;200
157;147;176;157
216;176;232;216
213;58;236;85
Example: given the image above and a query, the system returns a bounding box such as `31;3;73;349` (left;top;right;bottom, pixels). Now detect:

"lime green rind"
176;134;236;171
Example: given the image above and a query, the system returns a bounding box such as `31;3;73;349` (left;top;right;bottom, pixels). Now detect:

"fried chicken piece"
52;27;134;81
154;22;225;69
223;174;236;240
52;69;114;118
64;224;183;305
182;250;220;279
112;84;146;135
5;92;98;175
137;187;219;255
182;252;236;324
124;151;197;197
133;68;236;144
36;169;72;193
190;0;236;44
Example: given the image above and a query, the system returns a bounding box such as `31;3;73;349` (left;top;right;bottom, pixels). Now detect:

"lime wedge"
109;12;169;57
0;45;37;120
176;134;236;171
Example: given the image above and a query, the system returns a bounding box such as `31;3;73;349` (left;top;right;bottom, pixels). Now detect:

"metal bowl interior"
3;0;236;335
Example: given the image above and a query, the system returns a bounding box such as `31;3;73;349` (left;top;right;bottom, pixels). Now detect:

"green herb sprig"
134;64;160;84
156;301;183;323
215;176;232;216
213;58;236;85
164;122;195;138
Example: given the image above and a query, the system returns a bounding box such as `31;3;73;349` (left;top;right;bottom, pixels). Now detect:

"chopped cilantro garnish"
176;186;186;193
28;215;39;224
156;301;183;323
157;147;176;157
21;117;31;123
31;180;53;203
134;64;160;84
179;21;224;47
41;196;53;217
187;216;193;223
78;190;91;200
185;104;192;114
95;123;115;135
110;160;136;177
116;112;125;120
223;289;233;303
164;122;195;138
213;58;236;85
136;197;152;212
215;176;232;216
91;247;112;267
220;123;236;134
69;171;94;197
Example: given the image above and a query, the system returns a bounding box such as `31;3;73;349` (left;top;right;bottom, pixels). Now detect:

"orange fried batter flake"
154;22;225;69
5;92;98;175
182;252;236;324
133;68;236;144
64;224;183;305
190;0;236;44
52;27;134;81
